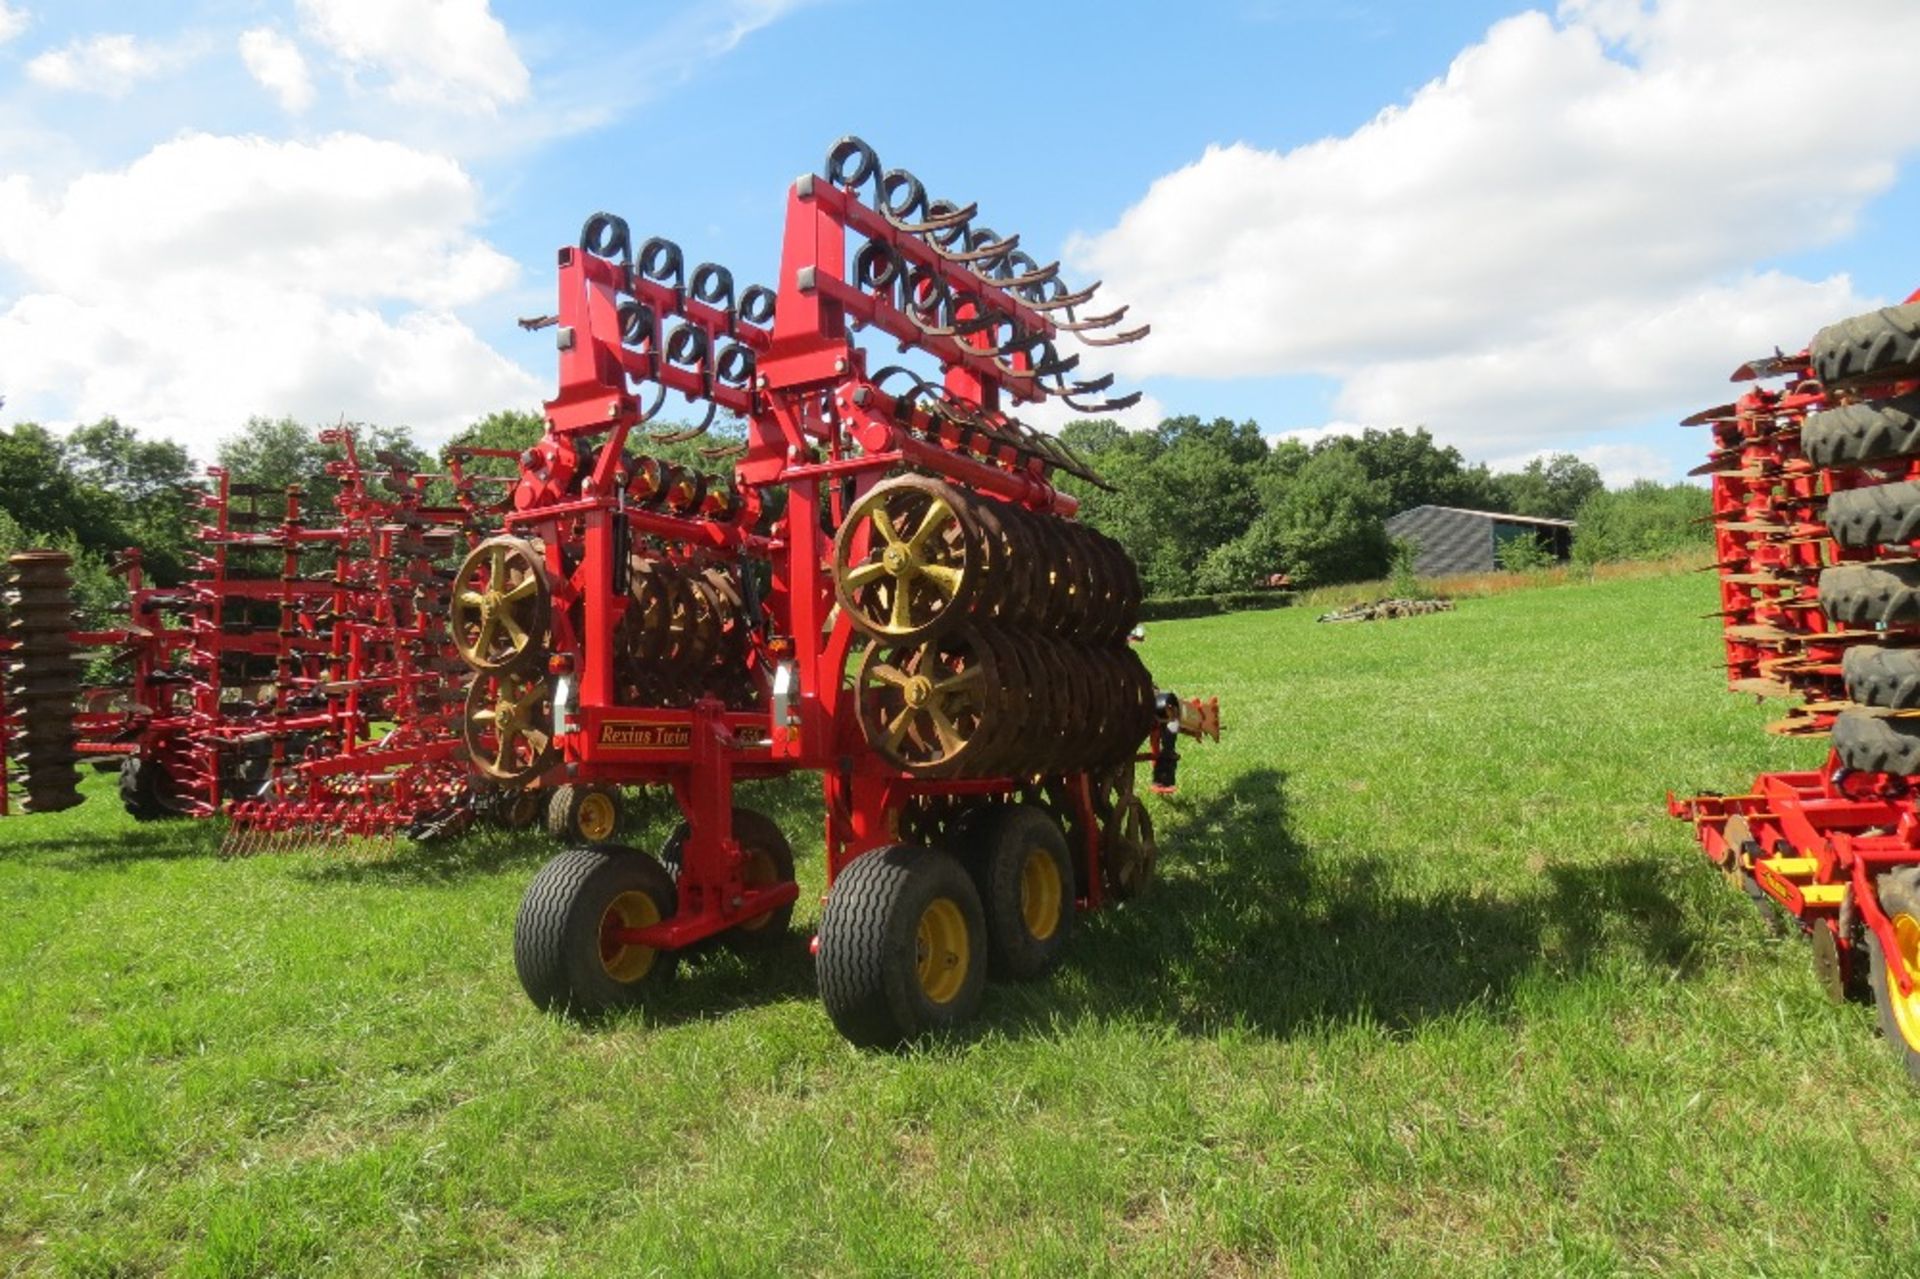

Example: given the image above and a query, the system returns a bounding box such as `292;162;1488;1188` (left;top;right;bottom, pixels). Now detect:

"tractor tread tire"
660;807;796;950
816;845;986;1049
1818;562;1920;629
1832;710;1920;777
1802;395;1920;469
1812;303;1920;389
1827;481;1920;550
1842;645;1920;710
118;755;172;822
1867;867;1920;1082
958;803;1075;981
514;845;678;1017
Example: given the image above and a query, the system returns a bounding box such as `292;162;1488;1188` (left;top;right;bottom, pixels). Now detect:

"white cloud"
0;3;28;45
26;33;180;96
239;28;314;114
1068;0;1920;458
297;0;529;113
0;133;541;448
1491;441;1675;487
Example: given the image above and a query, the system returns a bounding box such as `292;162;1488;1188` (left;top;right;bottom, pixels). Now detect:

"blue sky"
3;0;1918;483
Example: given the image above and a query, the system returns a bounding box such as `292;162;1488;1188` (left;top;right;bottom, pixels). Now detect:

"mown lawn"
3;568;1914;1277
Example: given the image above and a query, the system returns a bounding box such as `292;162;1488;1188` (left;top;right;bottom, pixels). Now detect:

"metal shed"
1383;505;1575;576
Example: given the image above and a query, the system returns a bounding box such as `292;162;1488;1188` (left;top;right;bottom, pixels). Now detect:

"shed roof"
1390;504;1575;529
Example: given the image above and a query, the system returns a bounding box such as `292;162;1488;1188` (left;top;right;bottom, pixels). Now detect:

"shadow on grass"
979;766;1699;1040
24;823;221;868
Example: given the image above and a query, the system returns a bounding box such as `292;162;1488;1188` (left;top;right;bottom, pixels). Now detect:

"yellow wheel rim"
915;897;970;1005
1020;847;1063;942
598;890;660;982
735;850;779;932
1891;912;1920;1049
577;791;617;843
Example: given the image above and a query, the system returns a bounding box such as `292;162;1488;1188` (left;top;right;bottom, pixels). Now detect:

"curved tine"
949;304;1009;337
1062;372;1115;396
1032;347;1080;380
1073;323;1152;348
1063;390;1144;415
652;398;719;444
904;199;978;241
700;441;748;460
632;379;669;424
1054;305;1130;333
999;259;1062;292
942;231;1019;265
1027;280;1100;312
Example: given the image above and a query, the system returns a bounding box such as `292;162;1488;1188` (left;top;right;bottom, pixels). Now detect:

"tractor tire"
1812;302;1920;389
1843;644;1920;710
546;784;623;844
1826;481;1920;550
1867;867;1920;1082
1832;710;1920;776
660;807;796;951
514;846;678;1017
1801;395;1920;469
118;755;175;822
816;845;986;1048
953;803;1074;981
1818;563;1920;629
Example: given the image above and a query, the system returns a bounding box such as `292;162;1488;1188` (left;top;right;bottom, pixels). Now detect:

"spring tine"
1032;349;1080;380
699;441;748;460
1054;306;1130;333
1064;390;1144;415
941;233;1019;265
1073;324;1151;348
890;200;977;236
1026;281;1099;312
652;398;719;444
998;260;1061;291
1063;372;1116;396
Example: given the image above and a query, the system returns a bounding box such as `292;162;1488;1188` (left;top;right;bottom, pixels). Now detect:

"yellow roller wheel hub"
577;791;617;843
1020;847;1062;942
1891;912;1920;1050
598;890;661;982
915;897;970;1004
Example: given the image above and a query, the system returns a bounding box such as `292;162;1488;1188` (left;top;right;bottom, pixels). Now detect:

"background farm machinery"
1671;287;1920;1078
452;134;1213;1045
0;429;534;844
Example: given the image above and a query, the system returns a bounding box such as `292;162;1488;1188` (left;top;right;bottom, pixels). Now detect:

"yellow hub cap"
1892;912;1920;1049
598;890;660;982
577;791;617;843
1020;847;1063;942
915;897;970;1004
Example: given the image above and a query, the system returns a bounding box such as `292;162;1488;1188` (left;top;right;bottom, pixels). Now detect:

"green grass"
4;567;1917;1276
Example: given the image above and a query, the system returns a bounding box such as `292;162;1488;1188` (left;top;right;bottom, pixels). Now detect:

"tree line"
0;411;1707;616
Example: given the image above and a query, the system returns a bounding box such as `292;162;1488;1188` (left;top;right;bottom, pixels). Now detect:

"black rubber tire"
546;784;623;844
1802;395;1920;469
954;803;1074;981
1826;481;1920;550
1843;644;1920;710
1812;303;1920;389
1832;710;1920;776
1818;562;1920;628
660;807;796;951
1867;867;1920;1083
514;846;678;1017
816;845;987;1048
118;755;173;822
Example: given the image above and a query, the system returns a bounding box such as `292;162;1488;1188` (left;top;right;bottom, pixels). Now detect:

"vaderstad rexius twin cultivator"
457;136;1216;1045
1671;287;1920;1079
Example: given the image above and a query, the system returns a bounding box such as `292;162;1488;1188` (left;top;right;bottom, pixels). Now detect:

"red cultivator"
1672;286;1920;1078
478;135;1216;1045
2;430;514;848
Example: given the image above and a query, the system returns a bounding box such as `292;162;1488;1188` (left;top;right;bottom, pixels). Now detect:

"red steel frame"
507;161;1166;955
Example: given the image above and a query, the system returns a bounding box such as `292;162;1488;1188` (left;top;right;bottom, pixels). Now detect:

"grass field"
4;566;1917;1277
